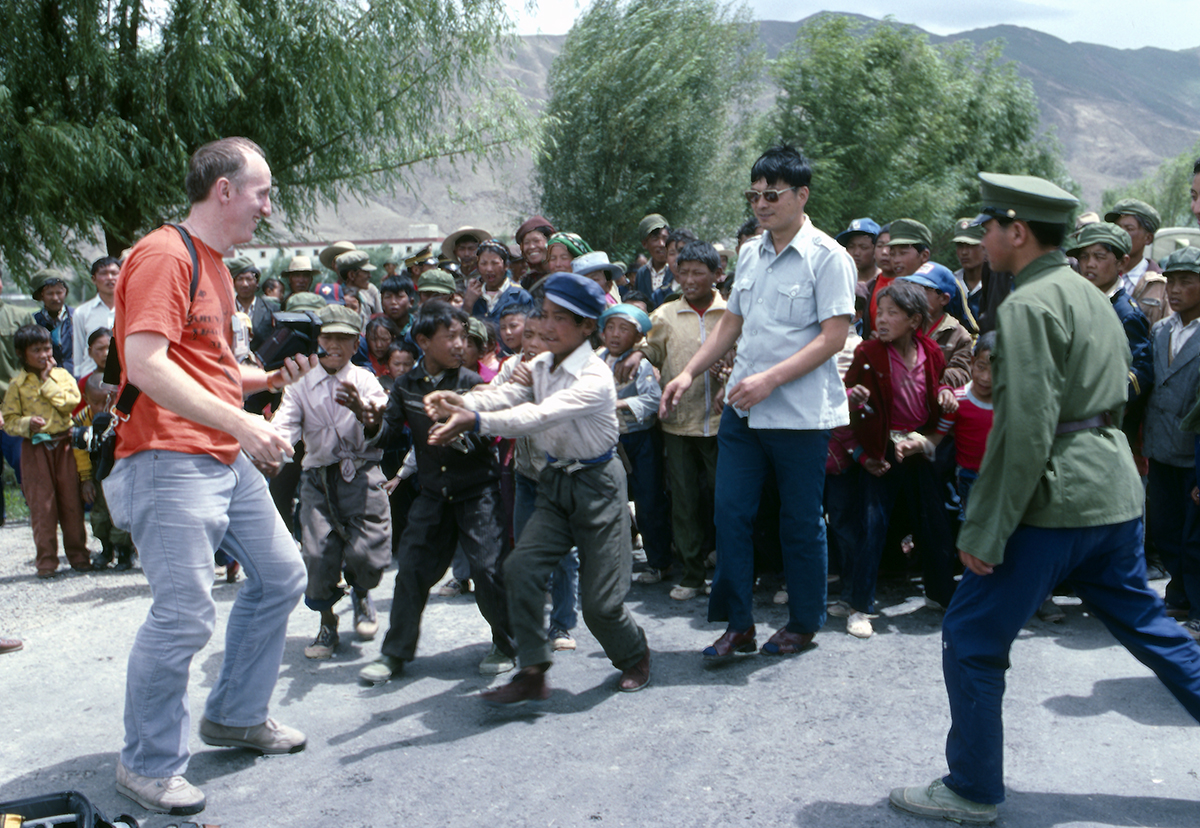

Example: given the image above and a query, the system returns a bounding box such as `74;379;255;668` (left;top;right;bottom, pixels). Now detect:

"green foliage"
1102;139;1200;228
0;0;527;285
536;0;763;258
767;15;1073;254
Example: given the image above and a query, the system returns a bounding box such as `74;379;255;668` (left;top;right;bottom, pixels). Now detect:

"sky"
507;0;1200;52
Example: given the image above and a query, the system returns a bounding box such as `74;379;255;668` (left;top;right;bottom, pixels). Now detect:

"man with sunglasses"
661;143;855;658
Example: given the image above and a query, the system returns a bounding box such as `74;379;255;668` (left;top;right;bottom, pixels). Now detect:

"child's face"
382;290;412;322
263;283;283;300
463;338;483;368
541;298;595;358
1075;243;1126;294
922;286;949;315
317;332;358;374
521;319;547;360
675;260;718;304
547;243;574;273
23;341;54;374
343;294;361;314
1166;270;1200;320
388;349;415;378
478;251;508;290
889;244;927;277
367;326;394;360
603;317;641;356
500;314;526;352
86;386;110;410
875;232;892;273
970;350;993;399
666;241;684;274
956;242;985;271
89;334;111;370
874;295;920;343
416;320;466;374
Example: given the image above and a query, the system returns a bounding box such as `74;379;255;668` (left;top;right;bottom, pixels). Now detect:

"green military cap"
30;268;70;301
319;241;356;272
317;303;362;336
886;218;933;247
973;173;1078;225
466;316;487;344
1104;198;1161;235
1160;246;1200;275
637;213;669;241
951;218;985;245
335;250;376;276
286;292;327;312
417;270;456;295
1066;222;1132;258
225;255;260;279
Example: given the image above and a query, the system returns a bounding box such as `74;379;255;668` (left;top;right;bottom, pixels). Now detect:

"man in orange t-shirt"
102;137;317;818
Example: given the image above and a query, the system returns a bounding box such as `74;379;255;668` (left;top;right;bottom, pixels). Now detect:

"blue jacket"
471;283;532;330
632;263;673;310
34;306;74;376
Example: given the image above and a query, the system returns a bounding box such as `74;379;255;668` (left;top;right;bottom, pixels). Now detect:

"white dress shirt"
72;295;116;378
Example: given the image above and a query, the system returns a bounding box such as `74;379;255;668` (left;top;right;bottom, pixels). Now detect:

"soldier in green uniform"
890;173;1200;825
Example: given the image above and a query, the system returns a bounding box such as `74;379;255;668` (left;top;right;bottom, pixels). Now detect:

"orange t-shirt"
114;226;244;464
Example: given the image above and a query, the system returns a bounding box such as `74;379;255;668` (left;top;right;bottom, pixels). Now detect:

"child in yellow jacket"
1;324;89;577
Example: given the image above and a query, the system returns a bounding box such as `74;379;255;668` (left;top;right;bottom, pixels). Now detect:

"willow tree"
536;0;763;257
0;0;526;281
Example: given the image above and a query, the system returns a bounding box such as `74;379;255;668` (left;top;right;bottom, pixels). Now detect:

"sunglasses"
744;186;798;205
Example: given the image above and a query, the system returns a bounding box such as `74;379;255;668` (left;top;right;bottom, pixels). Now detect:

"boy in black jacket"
348;300;516;683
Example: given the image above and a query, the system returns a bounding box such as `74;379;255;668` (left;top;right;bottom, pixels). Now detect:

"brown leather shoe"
702;626;757;660
480;668;550;707
618;651;651;692
760;628;815;655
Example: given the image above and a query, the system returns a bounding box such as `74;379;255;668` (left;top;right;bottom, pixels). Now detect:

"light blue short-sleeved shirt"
726;217;856;430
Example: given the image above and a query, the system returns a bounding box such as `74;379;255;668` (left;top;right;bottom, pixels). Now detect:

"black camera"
255;311;328;372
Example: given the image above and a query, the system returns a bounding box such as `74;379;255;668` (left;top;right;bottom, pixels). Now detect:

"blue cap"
835;217;881;246
544;273;607;319
900;262;958;305
598;303;652;335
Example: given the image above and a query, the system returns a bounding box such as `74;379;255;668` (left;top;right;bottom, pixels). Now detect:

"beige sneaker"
635;568;666;584
304;620;339;659
116;760;205;815
352;591;379;639
198;717;306;755
670;584;703;600
890;779;997;824
479;644;516;676
847;611;874;639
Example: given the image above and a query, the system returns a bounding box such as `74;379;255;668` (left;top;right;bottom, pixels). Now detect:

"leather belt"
546;447;616;475
1055;412;1111;435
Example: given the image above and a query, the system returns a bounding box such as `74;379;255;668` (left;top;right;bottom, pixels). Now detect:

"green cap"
951;218;985;245
637;213;669;241
974;173;1078;225
30;268;70;301
1066;222;1131;258
225;256;259;278
286;292;327;312
317;303;362;336
335;250;376;276
886;218;932;247
1104;198;1161;235
1161;246;1200;275
466;316;487;344
417;271;456;295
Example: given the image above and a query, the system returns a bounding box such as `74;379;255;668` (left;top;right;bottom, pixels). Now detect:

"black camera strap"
104;223;201;417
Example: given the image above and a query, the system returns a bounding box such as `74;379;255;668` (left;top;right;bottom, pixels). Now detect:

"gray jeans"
104;450;305;777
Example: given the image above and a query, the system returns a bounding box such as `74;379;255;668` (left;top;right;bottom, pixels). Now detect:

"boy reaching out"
425;274;651;704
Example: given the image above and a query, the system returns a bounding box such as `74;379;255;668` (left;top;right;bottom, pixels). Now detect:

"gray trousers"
300;464;392;611
505;458;648;671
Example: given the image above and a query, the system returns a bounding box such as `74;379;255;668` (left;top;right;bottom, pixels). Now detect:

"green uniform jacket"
958;250;1143;564
0;300;37;396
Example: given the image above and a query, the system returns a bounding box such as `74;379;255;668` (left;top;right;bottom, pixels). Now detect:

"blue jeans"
515;471;578;631
708;408;829;633
104;450;305;777
942;520;1200;805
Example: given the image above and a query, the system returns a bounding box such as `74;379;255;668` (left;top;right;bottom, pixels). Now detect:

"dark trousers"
942;519;1200;804
848;450;956;613
824;464;862;581
1146;459;1200;615
620;428;673;571
663;433;718;588
708;408;829;633
505;459;647;671
381;486;515;661
299;465;392;611
21;438;88;574
0;431;22;524
269;440;304;536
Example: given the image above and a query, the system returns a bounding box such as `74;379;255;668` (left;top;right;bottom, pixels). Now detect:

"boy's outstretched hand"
424;390;466;420
660;374;692;419
428;404;475;445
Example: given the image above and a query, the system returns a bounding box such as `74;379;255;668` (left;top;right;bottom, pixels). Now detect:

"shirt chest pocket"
772;281;816;327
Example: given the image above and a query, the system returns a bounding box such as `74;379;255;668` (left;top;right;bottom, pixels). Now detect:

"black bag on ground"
0;789;138;827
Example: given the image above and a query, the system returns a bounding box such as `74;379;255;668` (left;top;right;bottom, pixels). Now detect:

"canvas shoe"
635;568;667;584
304;619;339;659
198;717;306;755
549;627;576;650
670;584;703;601
116;761;205;816
826;600;852;618
889;779;996;824
479;644;516;676
359;655;404;684
847;611;874;639
353;591;378;639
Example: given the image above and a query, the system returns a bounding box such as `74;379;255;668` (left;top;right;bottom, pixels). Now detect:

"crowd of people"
3;136;1200;824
